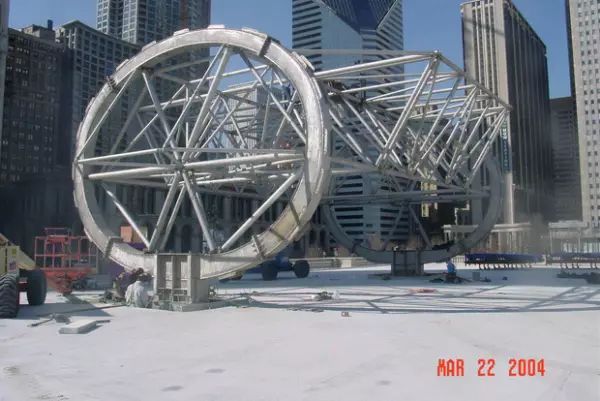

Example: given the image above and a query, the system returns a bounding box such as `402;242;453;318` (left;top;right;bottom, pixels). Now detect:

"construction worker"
446;259;457;283
125;271;152;308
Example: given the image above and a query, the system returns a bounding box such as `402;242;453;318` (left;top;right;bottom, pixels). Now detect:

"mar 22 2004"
437;358;546;377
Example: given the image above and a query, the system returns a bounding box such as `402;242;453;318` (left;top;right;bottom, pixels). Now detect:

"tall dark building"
550;97;581;221
462;0;553;225
0;23;72;184
0;22;76;251
97;0;211;45
1;20;137;250
0;0;9;158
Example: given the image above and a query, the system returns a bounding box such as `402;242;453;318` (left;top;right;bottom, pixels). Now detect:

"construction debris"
312;292;333;301
28;313;71;328
410;288;437;294
429;273;468;284
311;290;340;301
58;319;99;334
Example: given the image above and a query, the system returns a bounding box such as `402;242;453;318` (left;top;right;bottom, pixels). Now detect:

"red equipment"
34;228;98;295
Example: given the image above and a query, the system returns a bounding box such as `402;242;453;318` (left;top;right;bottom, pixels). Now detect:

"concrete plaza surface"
1;266;599;401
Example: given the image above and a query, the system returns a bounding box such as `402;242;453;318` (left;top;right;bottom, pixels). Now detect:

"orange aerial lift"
34;228;98;296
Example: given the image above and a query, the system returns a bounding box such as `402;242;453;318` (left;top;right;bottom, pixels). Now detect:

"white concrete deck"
1;266;599;401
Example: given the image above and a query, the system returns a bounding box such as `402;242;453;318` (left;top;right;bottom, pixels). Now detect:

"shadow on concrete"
217;268;600;316
235;289;600;315
222;267;596;289
15;292;119;322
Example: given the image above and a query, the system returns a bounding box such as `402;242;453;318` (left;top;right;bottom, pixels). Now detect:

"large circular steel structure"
73;27;509;284
73;27;329;279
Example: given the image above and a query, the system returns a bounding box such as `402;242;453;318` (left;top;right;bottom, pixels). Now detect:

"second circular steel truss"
302;49;508;264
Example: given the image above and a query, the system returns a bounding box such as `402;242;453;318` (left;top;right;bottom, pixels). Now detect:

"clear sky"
8;0;571;98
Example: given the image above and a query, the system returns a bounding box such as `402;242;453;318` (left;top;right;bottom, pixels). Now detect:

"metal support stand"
391;248;424;277
154;254;216;309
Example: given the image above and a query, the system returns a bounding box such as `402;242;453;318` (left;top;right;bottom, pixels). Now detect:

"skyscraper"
566;0;600;228
462;0;553;226
550;97;581;221
0;22;75;252
97;0;211;46
0;0;9;180
56;21;140;154
0;23;72;184
292;0;405;249
292;0;403;71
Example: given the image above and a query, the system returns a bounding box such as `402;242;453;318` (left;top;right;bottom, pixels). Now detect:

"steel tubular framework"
73;27;509;278
302;48;509;264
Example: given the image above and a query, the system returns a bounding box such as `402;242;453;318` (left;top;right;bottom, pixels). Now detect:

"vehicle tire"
25;269;47;306
293;260;310;279
261;261;279;281
0;273;19;318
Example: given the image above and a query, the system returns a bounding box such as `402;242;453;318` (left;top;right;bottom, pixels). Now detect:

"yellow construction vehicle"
0;233;47;318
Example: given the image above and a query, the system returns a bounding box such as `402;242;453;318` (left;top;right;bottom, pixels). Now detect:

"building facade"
292;0;405;250
97;0;211;45
0;21;77;249
566;0;600;227
462;0;553;225
0;168;77;255
293;0;403;70
56;20;140;153
96;0;123;39
550;96;582;221
0;0;9;182
0;23;72;184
